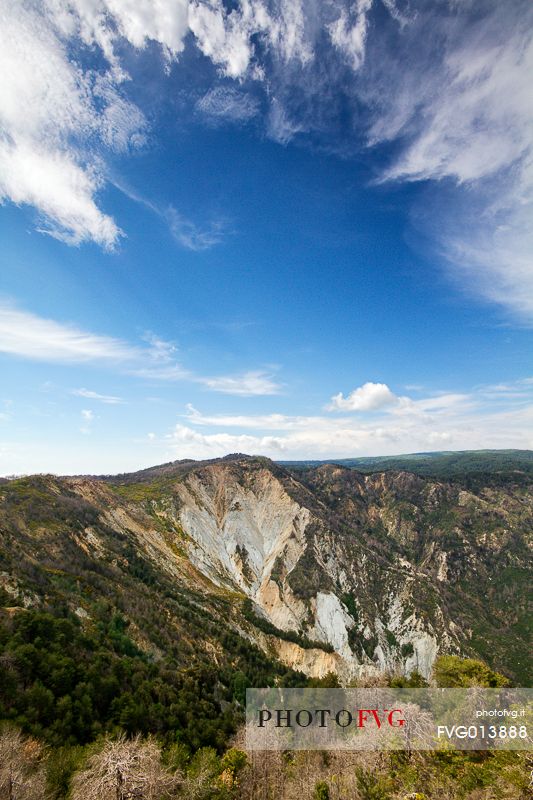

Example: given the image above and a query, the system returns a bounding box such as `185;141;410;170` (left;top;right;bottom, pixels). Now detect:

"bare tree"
395;702;435;756
0;727;47;800
71;734;181;800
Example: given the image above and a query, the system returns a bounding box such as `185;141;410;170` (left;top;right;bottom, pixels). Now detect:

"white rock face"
312;592;353;660
177;469;308;584
406;633;439;677
256;578;307;632
170;465;452;680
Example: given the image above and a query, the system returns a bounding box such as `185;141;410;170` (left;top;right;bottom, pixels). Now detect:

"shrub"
314;779;330;799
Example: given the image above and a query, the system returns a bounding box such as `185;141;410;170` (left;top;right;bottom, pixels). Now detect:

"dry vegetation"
1;725;531;800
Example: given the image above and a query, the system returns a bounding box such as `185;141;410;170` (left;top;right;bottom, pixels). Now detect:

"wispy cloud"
71;388;124;404
199;370;281;396
326;382;473;417
1;0;531;324
328;0;373;72
115;181;228;252
0;302;280;396
196;86;259;123
266;99;303;145
165;207;228;252
0;0;385;247
363;2;533;320
0;1;146;248
184;405;310;429
80;408;95;434
165;406;533;461
0;304;139;363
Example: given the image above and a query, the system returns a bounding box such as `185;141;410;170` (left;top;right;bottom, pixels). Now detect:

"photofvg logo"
258;706;405;730
246;688;533;751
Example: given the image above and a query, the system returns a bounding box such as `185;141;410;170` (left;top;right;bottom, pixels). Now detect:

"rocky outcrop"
129;458;531;681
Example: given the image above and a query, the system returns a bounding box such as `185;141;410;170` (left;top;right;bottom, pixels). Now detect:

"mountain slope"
1;455;531;685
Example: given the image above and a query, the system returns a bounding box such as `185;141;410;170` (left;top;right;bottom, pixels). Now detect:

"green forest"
283;449;533;487
0;604;531;799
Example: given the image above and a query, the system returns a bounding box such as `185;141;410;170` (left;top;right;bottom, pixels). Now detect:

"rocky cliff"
0;455;531;684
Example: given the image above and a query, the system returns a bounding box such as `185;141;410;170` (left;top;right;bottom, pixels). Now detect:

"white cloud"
433;178;533;318
376;19;533;186
188;0;313;79
114;181;227;251
0;139;121;248
0;0;146;247
327;381;398;412
188;1;254;79
166;380;533;460
0;0;367;250
0;302;279;395
380;0;409;28
168;423;286;457
179;0;533;319
3;379;531;475
196;86;259;123
39;0;189;71
129;363;191;381
165;406;533;461
185;404;313;428
199;370;281;396
72;388;124;404
0;304;139;363
1;0;531;323
328;0;373;72
141;332;177;362
165;207;227;251
266;99;303;145
391;393;474;417
365;2;533;319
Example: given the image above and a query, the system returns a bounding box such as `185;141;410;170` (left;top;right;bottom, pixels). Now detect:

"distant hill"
280;449;533;485
87;450;533;489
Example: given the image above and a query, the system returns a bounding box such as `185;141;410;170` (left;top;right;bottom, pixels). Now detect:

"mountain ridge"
4;448;528;484
1;452;531;687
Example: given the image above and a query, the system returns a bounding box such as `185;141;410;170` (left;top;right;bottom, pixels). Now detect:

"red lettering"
388;709;405;727
370;709;382;728
357;709;383;727
357;709;371;728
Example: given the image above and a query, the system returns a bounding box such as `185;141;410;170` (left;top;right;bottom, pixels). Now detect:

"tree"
433;656;510;688
354;767;392;800
308;672;340;688
45;744;85;800
70;734;180;800
218;748;247;797
0;727;47;800
313;780;330;799
182;747;220;800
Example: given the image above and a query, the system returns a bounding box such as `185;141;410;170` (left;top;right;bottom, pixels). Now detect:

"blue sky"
1;0;532;474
